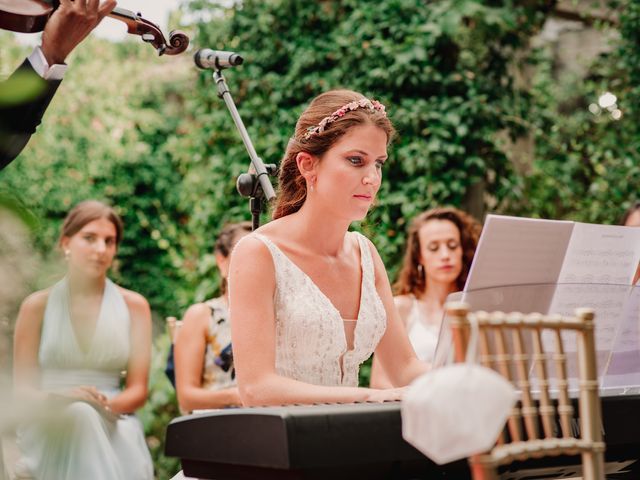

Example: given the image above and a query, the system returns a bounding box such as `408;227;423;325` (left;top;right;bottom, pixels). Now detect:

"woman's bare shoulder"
117;286;148;307
232;231;274;261
228;234;277;298
355;233;388;282
248;217;294;245
15;288;52;330
116;286;151;321
393;294;414;307
182;302;212;326
19;289;51;314
176;303;211;343
230;231;279;299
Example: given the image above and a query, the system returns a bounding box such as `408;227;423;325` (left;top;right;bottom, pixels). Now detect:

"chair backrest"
445;302;606;480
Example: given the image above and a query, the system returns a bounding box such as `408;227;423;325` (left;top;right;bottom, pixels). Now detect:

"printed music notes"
465;215;640;291
459;215;640;395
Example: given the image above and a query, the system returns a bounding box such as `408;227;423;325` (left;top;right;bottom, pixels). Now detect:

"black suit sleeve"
0;59;62;170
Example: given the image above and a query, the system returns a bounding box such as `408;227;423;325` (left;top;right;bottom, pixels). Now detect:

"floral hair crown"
303;98;386;140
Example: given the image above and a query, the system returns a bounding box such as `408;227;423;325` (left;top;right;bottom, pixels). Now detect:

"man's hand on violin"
41;0;117;65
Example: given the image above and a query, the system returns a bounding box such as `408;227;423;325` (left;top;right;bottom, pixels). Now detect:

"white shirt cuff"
27;46;68;81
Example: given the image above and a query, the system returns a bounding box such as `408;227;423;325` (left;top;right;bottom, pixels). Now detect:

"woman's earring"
64;250;70;260
309;177;315;193
417;264;424;276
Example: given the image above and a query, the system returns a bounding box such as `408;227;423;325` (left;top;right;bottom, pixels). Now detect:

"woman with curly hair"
371;207;481;388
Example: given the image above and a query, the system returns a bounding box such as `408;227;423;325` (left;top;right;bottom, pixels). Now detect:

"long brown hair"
272;89;395;219
394;207;481;296
58;200;124;247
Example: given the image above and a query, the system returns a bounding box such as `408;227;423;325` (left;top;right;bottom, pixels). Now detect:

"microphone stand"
212;69;276;230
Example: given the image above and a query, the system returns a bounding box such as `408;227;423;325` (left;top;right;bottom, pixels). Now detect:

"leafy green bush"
1;36;191;479
181;0;552;277
4;1;640;477
511;1;640;223
1;0;558;319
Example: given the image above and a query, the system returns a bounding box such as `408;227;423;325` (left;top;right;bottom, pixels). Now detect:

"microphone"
194;49;244;70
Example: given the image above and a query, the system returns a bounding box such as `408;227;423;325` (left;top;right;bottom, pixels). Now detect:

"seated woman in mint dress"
13;200;153;480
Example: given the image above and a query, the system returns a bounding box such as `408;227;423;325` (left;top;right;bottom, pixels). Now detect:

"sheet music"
460;215;640;394
601;286;640;391
546;284;631;386
548;284;628;348
464;215;574;291
558;223;640;284
466;215;640;291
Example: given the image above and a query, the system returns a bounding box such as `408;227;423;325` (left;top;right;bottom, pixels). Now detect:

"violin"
0;0;189;56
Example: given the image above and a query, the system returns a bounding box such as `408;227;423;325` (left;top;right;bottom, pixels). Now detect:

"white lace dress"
171;232;388;480
252;231;387;387
15;277;153;480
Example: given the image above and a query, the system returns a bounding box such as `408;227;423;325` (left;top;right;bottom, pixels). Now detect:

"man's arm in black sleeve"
0;60;62;171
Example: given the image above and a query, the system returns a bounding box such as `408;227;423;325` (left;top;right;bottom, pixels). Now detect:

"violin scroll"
126;11;189;56
0;2;190;57
166;30;189;56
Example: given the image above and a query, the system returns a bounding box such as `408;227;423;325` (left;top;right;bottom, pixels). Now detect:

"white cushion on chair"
401;363;517;465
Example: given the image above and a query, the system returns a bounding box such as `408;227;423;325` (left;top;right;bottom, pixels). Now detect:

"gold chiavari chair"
446;302;606;480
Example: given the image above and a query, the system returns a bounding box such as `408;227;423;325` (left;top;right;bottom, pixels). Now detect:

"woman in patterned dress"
174;222;251;412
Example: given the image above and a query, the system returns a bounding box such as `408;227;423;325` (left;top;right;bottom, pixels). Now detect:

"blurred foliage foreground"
1;1;639;478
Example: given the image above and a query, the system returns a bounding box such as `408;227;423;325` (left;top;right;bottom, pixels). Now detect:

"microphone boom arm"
212;69;276;229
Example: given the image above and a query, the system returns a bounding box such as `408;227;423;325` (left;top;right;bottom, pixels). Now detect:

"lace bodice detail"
252;231;387;387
